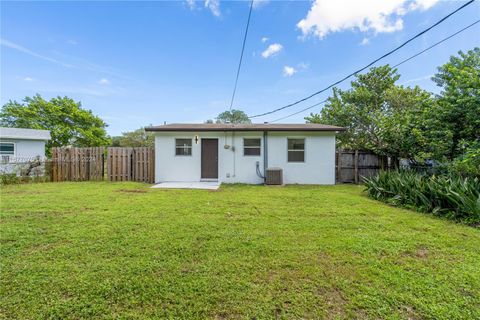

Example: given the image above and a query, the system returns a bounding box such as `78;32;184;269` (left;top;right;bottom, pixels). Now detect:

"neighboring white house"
145;123;345;185
0;127;51;174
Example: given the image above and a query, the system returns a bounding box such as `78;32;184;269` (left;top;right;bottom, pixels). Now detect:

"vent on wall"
266;167;283;185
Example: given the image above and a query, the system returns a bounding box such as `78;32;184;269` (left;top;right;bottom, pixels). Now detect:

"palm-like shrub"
364;170;480;225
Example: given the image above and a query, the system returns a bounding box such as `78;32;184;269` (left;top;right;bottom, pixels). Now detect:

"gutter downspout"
263;131;268;183
232;131;236;178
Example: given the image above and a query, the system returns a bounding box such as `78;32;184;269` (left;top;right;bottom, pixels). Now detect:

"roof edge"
0;136;51;141
145;125;346;132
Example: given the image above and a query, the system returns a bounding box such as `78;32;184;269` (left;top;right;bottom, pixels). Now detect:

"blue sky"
1;0;479;136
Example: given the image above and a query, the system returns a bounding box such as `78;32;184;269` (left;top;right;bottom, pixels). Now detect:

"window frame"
0;141;15;164
287;138;305;163
174;138;193;156
243;138;261;156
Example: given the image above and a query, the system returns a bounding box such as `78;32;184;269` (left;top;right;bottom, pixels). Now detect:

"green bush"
0;174;20;185
364;170;480;225
448;143;480;178
0;173;50;185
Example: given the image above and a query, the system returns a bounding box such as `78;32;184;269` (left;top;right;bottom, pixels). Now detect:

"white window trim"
243;138;261;156
0;141;16;164
287;138;305;163
175;138;193;156
0;141;16;155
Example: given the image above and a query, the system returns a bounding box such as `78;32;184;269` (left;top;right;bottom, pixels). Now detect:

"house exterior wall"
0;138;47;174
154;131;336;185
0;139;47;160
267;132;336;184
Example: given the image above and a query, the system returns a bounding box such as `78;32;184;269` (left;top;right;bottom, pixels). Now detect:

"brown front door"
201;139;218;179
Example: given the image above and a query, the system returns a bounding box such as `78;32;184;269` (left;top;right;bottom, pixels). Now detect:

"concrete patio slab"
151;181;221;190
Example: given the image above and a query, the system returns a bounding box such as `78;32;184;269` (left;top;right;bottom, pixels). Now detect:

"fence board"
50;147;155;183
105;147;153;182
51;147;105;182
336;149;393;184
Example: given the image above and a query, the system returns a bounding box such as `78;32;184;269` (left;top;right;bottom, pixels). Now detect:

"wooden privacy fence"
50;147;154;183
336;149;393;184
107;147;155;183
51;147;104;182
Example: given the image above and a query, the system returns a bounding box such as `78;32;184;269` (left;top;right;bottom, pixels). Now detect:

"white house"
145;123;345;185
0;127;51;174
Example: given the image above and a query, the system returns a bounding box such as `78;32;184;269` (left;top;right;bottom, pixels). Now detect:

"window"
175;139;192;156
287;139;305;162
0;142;15;163
244;138;261;156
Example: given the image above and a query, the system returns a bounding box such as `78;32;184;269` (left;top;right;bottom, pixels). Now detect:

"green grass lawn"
1;182;479;319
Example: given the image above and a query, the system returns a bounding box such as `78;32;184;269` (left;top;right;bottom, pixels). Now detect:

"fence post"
337;149;342;184
50;146;153;183
354;150;359;184
51;148;56;182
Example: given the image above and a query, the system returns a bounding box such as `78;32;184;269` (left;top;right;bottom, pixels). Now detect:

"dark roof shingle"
145;123;345;132
0;127;51;140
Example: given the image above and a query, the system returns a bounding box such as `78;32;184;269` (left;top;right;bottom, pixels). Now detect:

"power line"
229;0;254;111
393;19;480;68
249;0;475;119
267;19;480;123
269;99;328;123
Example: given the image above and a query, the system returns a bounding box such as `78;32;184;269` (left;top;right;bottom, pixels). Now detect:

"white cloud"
98;78;110;85
2;38;129;83
298;62;309;70
51;50;128;79
185;0;195;10
253;0;269;9
0;38;72;67
23;77;35;82
38;83;124;97
67;40;78;45
283;66;297;77
400;74;433;85
297;0;439;39
205;0;220;16
360;37;370;45
261;37;269;43
261;43;283;58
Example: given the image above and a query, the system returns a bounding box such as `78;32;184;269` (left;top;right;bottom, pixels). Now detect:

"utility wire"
393;19;480;68
249;0;475;119
269;99;328;123
268;19;480;123
229;0;254;111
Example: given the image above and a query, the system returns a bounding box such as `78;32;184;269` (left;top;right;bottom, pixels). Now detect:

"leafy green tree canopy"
379;85;437;161
306;65;401;152
432;47;480;160
305;65;437;161
111;128;154;147
215;109;251;124
0;94;110;151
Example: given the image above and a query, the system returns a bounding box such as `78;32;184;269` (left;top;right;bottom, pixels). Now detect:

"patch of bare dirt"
117;189;147;193
400;305;419;320
317;286;348;320
415;246;428;259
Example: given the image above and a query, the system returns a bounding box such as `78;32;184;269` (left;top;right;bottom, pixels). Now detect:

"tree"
0;94;110;152
215;109;251;124
380;85;440;162
431;48;480;160
449;141;480;178
305;66;438;161
306;66;400;152
110;128;154;147
305;49;479;166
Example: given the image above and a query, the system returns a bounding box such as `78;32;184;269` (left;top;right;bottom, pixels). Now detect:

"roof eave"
145;127;346;132
0;136;51;140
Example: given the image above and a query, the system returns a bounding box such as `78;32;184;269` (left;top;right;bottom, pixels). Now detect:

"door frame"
200;138;219;180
